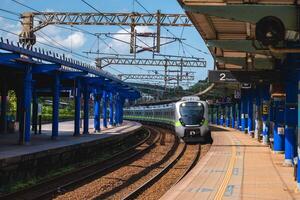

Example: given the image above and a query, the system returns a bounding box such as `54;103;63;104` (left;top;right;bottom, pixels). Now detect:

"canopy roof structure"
178;0;299;71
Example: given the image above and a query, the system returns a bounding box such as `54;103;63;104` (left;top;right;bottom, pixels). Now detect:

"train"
124;96;212;143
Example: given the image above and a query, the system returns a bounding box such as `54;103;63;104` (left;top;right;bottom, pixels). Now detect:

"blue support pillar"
120;98;125;124
23;66;32;144
232;104;236;128
83;83;90;134
241;89;248;132
114;95;118;125
220;105;224;126
248;89;254;136
262;85;270;145
216;105;219;125
74;79;81;136
238;101;241;130
284;71;297;166
210;105;214;124
102;91;107;128
226;105;230;127
273;97;285;153
93;92;101;132
254;86;262;139
297;69;300;189
1;79;8;133
52;73;60;139
109;92;114;126
32;89;38;135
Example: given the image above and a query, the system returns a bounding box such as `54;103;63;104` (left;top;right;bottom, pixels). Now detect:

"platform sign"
38;104;42;116
241;83;251;89
234;90;241;99
262;104;269;115
208;70;237;83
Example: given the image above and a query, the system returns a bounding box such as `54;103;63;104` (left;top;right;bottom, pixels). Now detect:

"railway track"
3;126;210;200
1;128;155;200
54;126;178;200
121;143;204;200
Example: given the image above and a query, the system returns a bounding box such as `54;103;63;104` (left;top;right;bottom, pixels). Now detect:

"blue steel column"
32;89;38;135
226;104;230;127
237;101;241;130
254;86;262;139
83;83;90;134
210;105;214;124
220;105;224;126
114;95;119;125
93;92;101;132
273;97;285;153
241;89;248;132
297;69;300;189
74;79;81;136
262;85;270;145
216;105;219;125
232;103;236;128
0;79;8;133
23;65;32;144
248;89;254;136
52;73;60;139
102;91;108;128
284;71;297;165
109;92;114;126
120;97;125;124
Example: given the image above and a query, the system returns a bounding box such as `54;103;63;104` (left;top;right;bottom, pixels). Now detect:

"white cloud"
36;25;86;50
0;17;21;41
0;17;86;50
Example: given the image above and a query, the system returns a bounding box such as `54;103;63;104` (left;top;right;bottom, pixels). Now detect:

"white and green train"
124;96;212;143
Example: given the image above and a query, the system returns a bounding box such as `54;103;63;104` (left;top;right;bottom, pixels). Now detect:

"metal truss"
96;57;206;68
28;12;192;32
118;73;194;81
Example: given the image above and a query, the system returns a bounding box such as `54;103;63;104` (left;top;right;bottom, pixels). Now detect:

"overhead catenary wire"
134;0;209;56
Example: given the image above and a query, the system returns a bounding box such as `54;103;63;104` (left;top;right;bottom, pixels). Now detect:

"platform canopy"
178;0;299;71
0;37;140;100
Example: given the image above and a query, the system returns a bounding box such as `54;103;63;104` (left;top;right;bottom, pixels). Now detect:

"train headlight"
198;102;202;106
200;118;205;126
181;103;186;107
179;118;185;126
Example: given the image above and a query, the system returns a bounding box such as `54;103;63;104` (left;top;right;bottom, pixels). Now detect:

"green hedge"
42;114;74;123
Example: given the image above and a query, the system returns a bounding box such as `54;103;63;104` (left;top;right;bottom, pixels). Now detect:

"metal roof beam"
216;57;274;70
181;4;297;30
207;40;269;53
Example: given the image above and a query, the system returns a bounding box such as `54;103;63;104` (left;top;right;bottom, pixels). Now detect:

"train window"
179;102;204;125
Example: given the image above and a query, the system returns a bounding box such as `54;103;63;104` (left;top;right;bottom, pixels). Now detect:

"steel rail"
1;128;158;200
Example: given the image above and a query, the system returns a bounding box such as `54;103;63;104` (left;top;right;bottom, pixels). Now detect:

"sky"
0;0;214;88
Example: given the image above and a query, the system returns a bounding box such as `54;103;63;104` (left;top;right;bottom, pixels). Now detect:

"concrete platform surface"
160;126;300;200
0;120;141;160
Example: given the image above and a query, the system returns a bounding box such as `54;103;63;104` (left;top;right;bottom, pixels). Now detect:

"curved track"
3;125;210;200
1;128;154;200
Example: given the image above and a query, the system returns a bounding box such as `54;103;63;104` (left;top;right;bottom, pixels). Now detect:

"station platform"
0;120;142;189
161;125;300;200
0;120;141;160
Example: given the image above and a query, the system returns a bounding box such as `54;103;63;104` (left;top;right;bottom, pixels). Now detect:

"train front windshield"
179;102;204;125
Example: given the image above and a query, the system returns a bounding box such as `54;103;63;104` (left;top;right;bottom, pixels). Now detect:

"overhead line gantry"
19;11;192;47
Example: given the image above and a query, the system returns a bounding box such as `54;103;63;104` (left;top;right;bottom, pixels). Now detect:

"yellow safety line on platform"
214;137;236;200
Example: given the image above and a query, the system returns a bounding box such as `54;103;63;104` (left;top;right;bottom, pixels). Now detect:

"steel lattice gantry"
96;57;206;68
19;12;192;45
118;73;194;81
